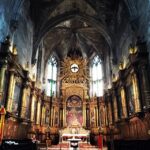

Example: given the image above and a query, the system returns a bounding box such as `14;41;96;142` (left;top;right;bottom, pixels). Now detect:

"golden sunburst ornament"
60;57;90;82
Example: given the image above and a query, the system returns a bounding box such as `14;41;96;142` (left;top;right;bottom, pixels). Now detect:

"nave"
0;0;150;150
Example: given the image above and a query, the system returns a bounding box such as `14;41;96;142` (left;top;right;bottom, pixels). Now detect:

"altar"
60;126;90;143
68;137;81;149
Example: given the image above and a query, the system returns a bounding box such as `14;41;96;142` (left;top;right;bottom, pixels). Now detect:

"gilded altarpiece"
51;100;59;127
21;83;31;119
90;99;99;127
99;101;107;127
112;92;118;122
41;105;46;125
60;57;89;127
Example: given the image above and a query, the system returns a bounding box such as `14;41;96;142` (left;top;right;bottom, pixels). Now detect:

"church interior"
0;0;150;150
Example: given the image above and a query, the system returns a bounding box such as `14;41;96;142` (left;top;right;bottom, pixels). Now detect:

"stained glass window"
90;55;103;97
47;56;57;97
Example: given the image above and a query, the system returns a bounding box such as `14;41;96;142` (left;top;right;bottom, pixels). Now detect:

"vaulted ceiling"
30;0;125;63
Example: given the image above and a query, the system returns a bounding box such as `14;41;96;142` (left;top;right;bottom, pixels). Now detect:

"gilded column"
97;107;99;126
6;70;16;112
83;102;86;127
51;106;53;126
105;105;109;126
53;106;55;126
30;91;36;122
50;106;54;126
20;87;26;118
120;87;128;118
41;106;46;125
63;102;66;127
94;107;97;127
108;102;112;125
132;73;141;112
113;96;118;122
36;100;41;124
0;65;7;104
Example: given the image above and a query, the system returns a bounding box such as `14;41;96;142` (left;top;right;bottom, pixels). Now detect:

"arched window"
90;55;103;97
46;56;57;96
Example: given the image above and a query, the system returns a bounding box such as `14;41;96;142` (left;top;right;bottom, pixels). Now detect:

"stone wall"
0;0;33;73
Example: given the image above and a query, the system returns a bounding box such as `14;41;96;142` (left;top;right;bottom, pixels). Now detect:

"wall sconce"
119;61;125;70
129;44;137;54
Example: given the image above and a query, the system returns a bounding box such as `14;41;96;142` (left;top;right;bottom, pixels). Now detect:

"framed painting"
126;76;135;115
12;82;21;115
